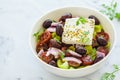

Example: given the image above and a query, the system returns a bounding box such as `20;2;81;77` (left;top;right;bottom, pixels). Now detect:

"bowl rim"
29;6;116;72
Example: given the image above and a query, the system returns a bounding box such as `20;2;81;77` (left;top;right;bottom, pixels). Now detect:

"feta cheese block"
62;17;95;45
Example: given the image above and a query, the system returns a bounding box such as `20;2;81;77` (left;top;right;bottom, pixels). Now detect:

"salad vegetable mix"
34;13;110;69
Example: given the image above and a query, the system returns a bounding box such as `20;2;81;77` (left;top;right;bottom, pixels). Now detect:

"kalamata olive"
92;39;99;48
81;55;93;66
97;37;107;46
75;46;86;55
43;19;52;28
56;24;63;36
68;61;80;67
94;51;105;63
97;46;108;55
49;60;57;67
39;52;54;63
49;39;61;49
88;15;100;25
61;43;72;47
59;13;72;22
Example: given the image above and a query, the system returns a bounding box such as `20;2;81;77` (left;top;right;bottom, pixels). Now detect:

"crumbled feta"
62;17;95;45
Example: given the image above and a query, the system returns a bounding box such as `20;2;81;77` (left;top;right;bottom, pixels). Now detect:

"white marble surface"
0;0;120;80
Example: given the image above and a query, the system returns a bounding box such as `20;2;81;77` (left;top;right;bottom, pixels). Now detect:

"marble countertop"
0;0;120;80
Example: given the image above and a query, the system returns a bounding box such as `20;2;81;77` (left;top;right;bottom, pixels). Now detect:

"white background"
0;0;120;80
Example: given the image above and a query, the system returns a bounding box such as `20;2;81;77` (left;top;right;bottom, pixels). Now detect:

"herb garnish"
76;17;87;25
83;31;90;35
100;0;120;20
115;13;120;20
33;29;44;41
101;64;120;80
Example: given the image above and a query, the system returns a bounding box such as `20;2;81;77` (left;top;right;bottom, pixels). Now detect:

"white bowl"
30;7;116;78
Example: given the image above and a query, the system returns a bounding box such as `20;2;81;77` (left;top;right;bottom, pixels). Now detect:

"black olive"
75;46;86;55
97;37;107;46
59;13;72;22
61;43;72;47
42;43;49;51
56;24;63;36
43;19;52;28
88;15;100;25
49;39;61;49
49;60;57;67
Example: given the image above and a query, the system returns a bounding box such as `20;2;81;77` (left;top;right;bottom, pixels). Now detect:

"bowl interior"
31;7;115;56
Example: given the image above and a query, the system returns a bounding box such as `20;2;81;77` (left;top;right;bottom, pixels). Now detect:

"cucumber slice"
57;59;69;69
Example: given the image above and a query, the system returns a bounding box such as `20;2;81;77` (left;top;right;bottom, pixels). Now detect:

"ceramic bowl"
30;7;116;78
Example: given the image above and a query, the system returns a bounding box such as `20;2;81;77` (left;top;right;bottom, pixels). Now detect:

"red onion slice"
46;27;56;32
67;50;82;57
63;57;82;64
96;51;105;57
37;49;44;57
51;23;58;27
46;47;64;58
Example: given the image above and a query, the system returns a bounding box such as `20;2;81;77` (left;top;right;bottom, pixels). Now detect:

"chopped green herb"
33;29;45;41
101;64;120;80
84;38;90;44
80;31;90;44
76;17;87;25
83;31;90;35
